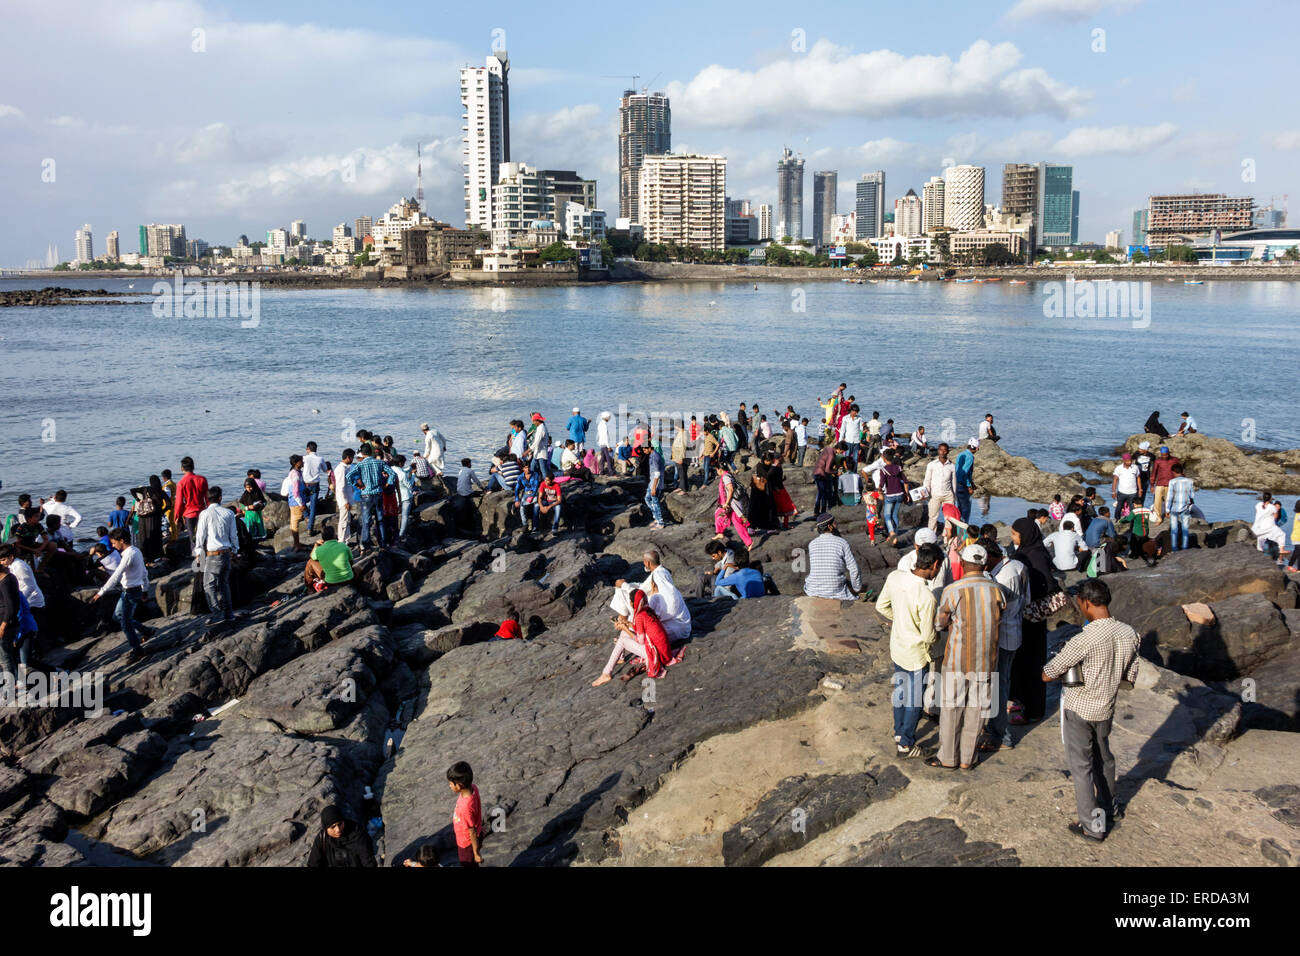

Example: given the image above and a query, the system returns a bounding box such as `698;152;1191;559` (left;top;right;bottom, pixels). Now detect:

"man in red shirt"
172;456;210;547
447;761;484;867
1149;445;1181;523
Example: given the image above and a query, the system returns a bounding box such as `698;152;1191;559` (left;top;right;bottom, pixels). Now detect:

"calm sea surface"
2;275;1295;527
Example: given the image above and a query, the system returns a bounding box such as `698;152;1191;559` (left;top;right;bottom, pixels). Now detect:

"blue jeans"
984;647;1017;747
956;487;972;523
305;482;320;533
713;584;740;600
892;664;926;749
358;494;383;547
114;585;146;650
667;462;683;492
796;445;807;467
844;443;859;467
201;553;234;626
398;499;411;539
537;503;561;532
1170;511;1190;550
533;454;553;478
814;474;835;515
699;456;712;487
882;494;904;534
645;488;665;525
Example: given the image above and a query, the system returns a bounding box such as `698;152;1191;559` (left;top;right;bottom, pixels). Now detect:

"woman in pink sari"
713;462;753;547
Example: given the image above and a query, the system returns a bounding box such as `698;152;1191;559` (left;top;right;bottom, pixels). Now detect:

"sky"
1;0;1297;266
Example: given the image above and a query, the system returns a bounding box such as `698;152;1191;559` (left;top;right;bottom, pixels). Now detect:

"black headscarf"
1012;516;1057;600
147;474;164;502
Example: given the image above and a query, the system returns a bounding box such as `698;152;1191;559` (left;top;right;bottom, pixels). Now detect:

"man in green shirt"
305;537;354;591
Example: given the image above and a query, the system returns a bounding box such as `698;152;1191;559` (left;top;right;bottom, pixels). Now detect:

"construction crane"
602;72;662;93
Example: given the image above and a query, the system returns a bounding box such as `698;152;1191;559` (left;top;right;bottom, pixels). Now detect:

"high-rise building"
639;153;727;252
943;165;985;231
354;216;374;241
491;162;553;249
105;230;119;261
1026;164;1074;246
812;171;837;247
1001;163;1038;217
1131;209;1149;246
1105;230;1122;250
894;188;923;238
776;147;805;240
1146;193;1253;245
854;171;886;240
267;228;289;256
541;170;598;225
289;220;306;239
187;238;209;260
1071;190;1080;244
757;204;772;241
143;223;186;258
618;90;670;223
461;50;511;231
1253;204;1286;229
74;224;93;263
921;177;946;234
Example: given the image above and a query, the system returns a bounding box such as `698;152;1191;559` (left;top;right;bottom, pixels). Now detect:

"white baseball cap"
421;422;430;430
1138;440;1150;450
914;528;938;546
967;438;980;450
573;407;580;414
960;543;988;564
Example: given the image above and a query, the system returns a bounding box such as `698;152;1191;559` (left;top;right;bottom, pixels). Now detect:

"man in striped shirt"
929;544;1004;770
803;513;861;602
1043;577;1140;842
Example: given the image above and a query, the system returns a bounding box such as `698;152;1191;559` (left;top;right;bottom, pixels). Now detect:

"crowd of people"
3;390;1296;859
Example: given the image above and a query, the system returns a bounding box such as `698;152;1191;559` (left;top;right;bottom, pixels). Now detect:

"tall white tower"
461;50;511;232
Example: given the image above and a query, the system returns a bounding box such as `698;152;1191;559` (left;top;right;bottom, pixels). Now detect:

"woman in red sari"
591;589;672;686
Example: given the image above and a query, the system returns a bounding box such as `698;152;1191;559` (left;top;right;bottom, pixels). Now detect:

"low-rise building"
948;229;1025;260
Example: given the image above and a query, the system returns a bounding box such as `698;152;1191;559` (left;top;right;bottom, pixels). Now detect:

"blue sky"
1;0;1296;265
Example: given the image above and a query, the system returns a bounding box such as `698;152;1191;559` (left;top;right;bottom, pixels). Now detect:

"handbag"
1023;587;1068;623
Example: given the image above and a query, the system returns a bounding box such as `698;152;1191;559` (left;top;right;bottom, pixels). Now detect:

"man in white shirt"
1110;452;1142;517
596;412;615;475
896;527;951;599
794;418;809;467
1044;527;1089;572
923;443;956;534
1176;411;1198;436
0;548;45;611
41;490;82;529
193;487;239;629
977;414;1000;444
421;423;447;473
610;550;692;643
302;441;324;535
983;541;1027;751
838;406;862;465
90;528;155;657
334;449;356;545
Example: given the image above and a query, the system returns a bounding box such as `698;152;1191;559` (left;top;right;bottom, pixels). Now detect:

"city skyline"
2;0;1298;266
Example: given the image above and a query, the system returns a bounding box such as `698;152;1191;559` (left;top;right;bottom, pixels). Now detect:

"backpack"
136;493;156;517
728;477;750;516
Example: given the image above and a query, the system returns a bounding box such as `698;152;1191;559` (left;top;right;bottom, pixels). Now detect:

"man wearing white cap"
897;527;951;599
927;543;1004;770
566;408;591;453
420;423;446;474
596;411;615;476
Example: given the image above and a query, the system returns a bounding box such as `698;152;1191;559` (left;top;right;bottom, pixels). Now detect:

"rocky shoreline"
2;441;1298;867
1069;432;1300;495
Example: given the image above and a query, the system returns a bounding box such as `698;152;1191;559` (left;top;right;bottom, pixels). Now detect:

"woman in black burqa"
1008;516;1060;724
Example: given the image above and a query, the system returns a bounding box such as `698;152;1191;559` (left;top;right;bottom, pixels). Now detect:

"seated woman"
592;589;672;687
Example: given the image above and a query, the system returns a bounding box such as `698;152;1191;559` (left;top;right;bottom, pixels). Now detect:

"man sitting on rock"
306;805;376;867
803;512;861;602
304;536;354;592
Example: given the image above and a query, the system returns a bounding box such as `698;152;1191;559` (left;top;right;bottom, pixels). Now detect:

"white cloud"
0;104;24;120
663;39;1091;130
170;122;284;165
1052;122;1177;156
512;105;618;180
1005;0;1143;22
1267;130;1300;151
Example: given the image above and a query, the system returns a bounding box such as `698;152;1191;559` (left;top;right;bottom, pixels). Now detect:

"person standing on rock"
803;512;861;602
566;407;590;453
421;423;447;475
645;444;668;529
812;441;846;517
980;540;1027;754
193;488;239;632
954;439;978;524
838;405;862;467
527;413;553;479
333;449;356;545
1166;463;1195;551
926;544;1003;771
301;442;324;536
282;455;308;553
1110;452;1142;520
346;446;398;552
513;461;541;533
1252;493;1287;563
596;412;615;476
1149;446;1181;524
1133;441;1154;508
89;527;155;662
1007;517;1057;727
172;457;209;555
923;443;957;535
1042;578;1140;842
876;541;943;759
508;420;528;463
307;805;376;867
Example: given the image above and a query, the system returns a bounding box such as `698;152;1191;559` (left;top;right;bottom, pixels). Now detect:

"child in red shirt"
448;761;483;867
